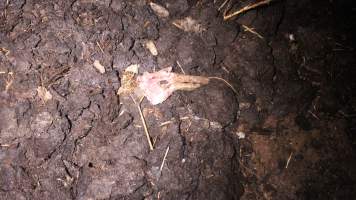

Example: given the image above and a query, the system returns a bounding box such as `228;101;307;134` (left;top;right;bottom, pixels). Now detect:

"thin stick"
208;76;238;95
221;66;230;74
285;152;293;169
160;120;173;127
218;0;230;11
96;41;105;54
159;146;170;172
224;0;272;21
308;110;320;120
130;95;154;151
176;61;186;74
179;116;190;120
242;24;264;39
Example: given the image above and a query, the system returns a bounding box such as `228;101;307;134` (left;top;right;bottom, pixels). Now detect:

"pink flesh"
137;68;175;105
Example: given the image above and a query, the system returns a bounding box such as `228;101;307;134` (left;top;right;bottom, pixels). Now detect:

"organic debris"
159;146;170;174
0;47;10;56
130;95;154;151
149;2;169;18
218;0;230;11
5;71;14;92
117;65;238;105
172;17;205;33
37;86;52;102
176;61;186;74
242;24;264;39
96;41;105;54
93;60;105;74
117;64;140;95
285;152;293;169
145;40;158;56
137;67;210;105
224;0;273;20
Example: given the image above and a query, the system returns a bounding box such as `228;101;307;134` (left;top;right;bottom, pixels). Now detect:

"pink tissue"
137;67;175;105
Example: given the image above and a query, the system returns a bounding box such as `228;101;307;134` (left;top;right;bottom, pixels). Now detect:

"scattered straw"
179;116;190;121
308;110;320;120
242;24;264;39
96;41;105;54
285;152;293;169
218;0;230;11
208;76;238;95
152;135;158;147
144;21;151;28
224;0;272;20
159;146;170;173
221;66;230;74
176;61;186;74
160;120;173;127
130;95;154;151
119;110;125;117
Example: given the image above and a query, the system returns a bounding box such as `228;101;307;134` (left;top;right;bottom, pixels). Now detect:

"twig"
152;135;158;146
130;95;154;151
176;61;186;74
218;0;230;11
208;76;238;94
224;0;272;21
96;41;105;54
285;152;293;169
159;146;170;173
221;66;230;74
144;21;151;28
159;120;173;127
242;24;264;39
308;110;320;120
179;116;190;120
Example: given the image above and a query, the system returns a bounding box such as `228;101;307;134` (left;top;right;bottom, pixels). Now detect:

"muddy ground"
1;0;356;199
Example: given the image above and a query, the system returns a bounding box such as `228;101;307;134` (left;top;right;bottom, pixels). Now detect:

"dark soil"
1;0;356;199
